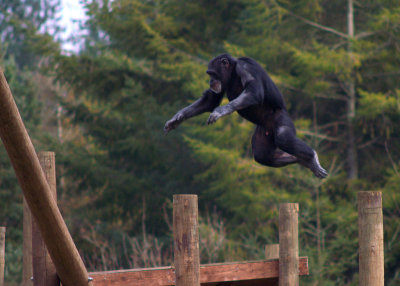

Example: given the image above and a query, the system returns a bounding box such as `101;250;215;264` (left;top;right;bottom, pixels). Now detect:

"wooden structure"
23;198;33;286
88;195;308;285
0;71;90;286
358;191;384;285
89;258;309;286
0;227;5;286
17;189;308;286
32;152;60;286
173;195;200;286
279;203;299;286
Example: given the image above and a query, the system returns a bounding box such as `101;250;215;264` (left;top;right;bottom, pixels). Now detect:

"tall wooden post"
0;71;89;286
0;227;5;286
358;192;384;286
279;203;299;286
23;198;33;286
173;195;200;286
32;152;59;286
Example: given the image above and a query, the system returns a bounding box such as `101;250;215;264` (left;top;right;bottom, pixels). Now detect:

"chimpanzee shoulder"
236;57;286;111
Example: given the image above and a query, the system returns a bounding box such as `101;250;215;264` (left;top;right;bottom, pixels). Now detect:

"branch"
274;1;375;41
355;31;378;40
313;93;348;101
318;121;347;130
358;137;379;149
385;141;399;177
286;10;349;39
364;71;400;78
279;82;347;101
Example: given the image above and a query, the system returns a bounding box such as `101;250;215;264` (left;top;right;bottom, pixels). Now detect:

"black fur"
164;54;328;178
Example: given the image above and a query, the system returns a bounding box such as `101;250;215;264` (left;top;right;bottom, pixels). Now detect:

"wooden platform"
89;257;309;286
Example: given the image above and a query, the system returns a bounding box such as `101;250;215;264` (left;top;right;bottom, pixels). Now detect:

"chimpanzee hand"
207;107;224;125
164;112;184;133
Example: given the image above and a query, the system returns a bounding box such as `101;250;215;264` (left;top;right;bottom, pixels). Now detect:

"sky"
59;0;87;52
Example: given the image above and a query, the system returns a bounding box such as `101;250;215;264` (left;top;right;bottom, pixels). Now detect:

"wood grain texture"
358;191;384;286
279;203;299;286
0;71;89;286
89;258;308;286
0;227;5;286
32;152;60;286
23;198;33;286
173;195;200;286
90;267;175;286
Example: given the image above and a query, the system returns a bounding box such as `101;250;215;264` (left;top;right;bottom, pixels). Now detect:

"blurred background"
0;0;400;285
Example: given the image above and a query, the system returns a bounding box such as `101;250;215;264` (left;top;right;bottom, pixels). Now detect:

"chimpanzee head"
206;54;236;94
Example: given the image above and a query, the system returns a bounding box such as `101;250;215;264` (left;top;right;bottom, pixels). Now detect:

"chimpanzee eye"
221;58;229;66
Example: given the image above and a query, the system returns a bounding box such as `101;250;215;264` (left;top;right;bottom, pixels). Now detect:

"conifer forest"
1;0;400;284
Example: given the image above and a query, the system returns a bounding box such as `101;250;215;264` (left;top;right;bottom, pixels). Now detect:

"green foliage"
0;0;61;67
358;90;399;118
50;0;400;283
1;0;400;284
383;170;400;283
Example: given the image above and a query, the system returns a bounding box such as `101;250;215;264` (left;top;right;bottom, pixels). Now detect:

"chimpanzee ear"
221;58;229;68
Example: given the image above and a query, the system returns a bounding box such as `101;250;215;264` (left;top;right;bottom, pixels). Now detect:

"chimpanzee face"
207;72;222;93
206;55;232;94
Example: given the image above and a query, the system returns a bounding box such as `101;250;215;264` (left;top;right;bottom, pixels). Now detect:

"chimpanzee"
164;54;328;178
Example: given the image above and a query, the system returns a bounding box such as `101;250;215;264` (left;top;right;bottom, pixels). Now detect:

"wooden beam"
32;152;60;286
90;266;174;286
89;258;309;286
173;195;200;286
279;203;299;286
0;71;89;286
358;191;384;285
0;227;5;286
23;198;33;286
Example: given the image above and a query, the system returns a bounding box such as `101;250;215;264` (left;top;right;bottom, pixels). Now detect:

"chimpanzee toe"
311;151;328;179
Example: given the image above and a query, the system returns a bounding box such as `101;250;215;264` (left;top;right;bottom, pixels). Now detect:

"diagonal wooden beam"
0;71;89;286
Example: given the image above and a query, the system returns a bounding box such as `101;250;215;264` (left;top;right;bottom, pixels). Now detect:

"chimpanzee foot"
309;151;328;179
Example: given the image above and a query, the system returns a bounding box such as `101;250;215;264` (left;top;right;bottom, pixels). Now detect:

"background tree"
1;0;400;284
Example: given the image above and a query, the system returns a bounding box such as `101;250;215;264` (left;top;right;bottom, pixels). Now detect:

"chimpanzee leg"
251;125;298;167
273;111;328;178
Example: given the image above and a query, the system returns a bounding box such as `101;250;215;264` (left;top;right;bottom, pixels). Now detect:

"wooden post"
279;203;299;286
0;71;89;286
265;244;279;260
32;152;60;286
358;191;384;286
0;227;5;286
23;198;33;286
173;195;200;286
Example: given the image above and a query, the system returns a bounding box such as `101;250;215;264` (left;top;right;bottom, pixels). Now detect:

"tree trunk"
346;0;358;179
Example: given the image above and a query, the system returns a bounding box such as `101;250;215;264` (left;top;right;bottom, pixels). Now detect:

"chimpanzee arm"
207;83;261;124
207;62;262;124
164;89;223;133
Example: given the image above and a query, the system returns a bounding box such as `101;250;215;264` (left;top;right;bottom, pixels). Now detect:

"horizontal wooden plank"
201;278;278;286
89;266;175;286
200;258;308;283
89;257;308;286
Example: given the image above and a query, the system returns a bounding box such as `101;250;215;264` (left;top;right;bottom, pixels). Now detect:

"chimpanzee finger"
207;114;216;125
